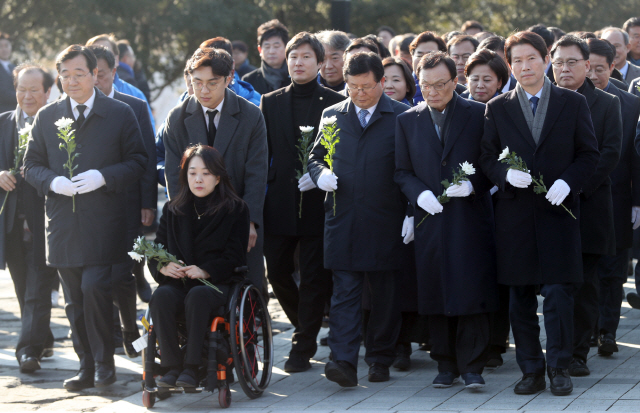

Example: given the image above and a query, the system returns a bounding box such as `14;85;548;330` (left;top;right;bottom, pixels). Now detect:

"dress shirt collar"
69;88;96;120
354;102;378;125
524;86;543;101
201;98;224;130
620;61;629;78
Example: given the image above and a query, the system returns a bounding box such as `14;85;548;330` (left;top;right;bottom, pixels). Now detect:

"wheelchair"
140;270;273;409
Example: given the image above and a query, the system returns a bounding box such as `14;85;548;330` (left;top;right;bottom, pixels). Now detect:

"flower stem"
416;213;429;228
299;192;303;219
332;191;336;216
0;191;8;215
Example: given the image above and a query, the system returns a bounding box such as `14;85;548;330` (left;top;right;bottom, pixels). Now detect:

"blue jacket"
412;73;424;105
114;72;156;133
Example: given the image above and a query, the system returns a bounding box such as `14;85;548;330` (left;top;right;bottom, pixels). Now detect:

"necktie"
358;109;369;128
76;104;86;129
529;96;539;117
207;109;218;147
26;116;34;125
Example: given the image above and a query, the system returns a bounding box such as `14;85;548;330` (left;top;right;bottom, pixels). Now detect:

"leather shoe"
176;368;198;387
19;354;40;373
95;363;117;387
368;363;390;382
547;367;573;396
392;343;411;371
568;357;590;376
514;373;545;394
123;330;141;358
157;369;180;387
598;332;618;355
461;372;485;389
433;371;460;388
63;369;95;391
325;360;357;387
284;352;311;373
627;292;640;309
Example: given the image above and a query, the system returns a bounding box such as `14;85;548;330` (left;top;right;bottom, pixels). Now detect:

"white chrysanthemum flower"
299;126;314;133
498;146;509;161
128;251;143;262
18;123;33;136
323;116;337;125
54;117;74;129
460;161;476;176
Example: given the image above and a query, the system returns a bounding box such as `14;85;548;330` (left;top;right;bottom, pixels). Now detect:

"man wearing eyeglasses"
162;47;268;291
479;31;599;396
23;44;148;391
308;51;410;387
550;35;622;378
446;35;478;92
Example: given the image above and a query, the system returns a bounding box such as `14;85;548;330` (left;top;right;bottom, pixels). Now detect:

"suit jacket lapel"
363;94;392;133
337;99;359;138
503;91;537;150
184;96;208;147
442;97;468;159
213;89;240;156
537;85;566;148
276;85;296;147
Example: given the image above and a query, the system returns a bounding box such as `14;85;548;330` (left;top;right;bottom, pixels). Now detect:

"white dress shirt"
201;99;224;131
354;102;378;126
69;89;96;120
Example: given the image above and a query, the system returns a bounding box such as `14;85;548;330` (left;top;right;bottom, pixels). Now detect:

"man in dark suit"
446;35;478;88
89;45;157;358
261;32;345;373
479;31;599;396
585;38;640;359
308;52;410;386
0;33;16;113
527;25;555;83
0;63;58;373
162;48;268;291
601;28;640;84
550;35;623;377
242;19;291;95
24;45;148;390
395;51;498;389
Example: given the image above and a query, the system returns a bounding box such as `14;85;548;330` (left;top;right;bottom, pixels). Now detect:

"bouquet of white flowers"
295;126;315;218
320;116;339;216
56;117;79;212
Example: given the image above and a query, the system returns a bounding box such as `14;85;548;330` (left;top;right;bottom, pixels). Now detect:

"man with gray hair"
316;30;350;92
601;27;640;83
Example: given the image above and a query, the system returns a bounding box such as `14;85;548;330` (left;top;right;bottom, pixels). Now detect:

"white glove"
632;206;640;230
50;176;77;196
417;190;443;215
546;179;570;206
317;169;338;192
506;169;532;188
401;216;414;244
446;180;474;197
298;172;317;192
71;170;106;194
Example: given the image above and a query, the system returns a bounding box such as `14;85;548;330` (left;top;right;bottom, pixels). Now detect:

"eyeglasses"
419;78;454;91
551;59;585;68
346;83;380;94
59;72;91;83
191;77;227;91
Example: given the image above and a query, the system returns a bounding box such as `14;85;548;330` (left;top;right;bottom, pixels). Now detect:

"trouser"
510;283;576;374
6;215;57;359
428;313;490;375
264;234;332;358
572;253;601;362
247;224;265;291
598;248;629;338
58;265;114;370
111;228;141;333
149;284;229;367
329;269;401;370
489;283;510;352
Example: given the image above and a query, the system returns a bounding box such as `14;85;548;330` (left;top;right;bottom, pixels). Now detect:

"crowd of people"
3;15;640;399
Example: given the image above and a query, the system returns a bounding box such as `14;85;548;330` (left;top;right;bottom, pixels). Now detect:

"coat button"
77;144;82;149
441;161;446;166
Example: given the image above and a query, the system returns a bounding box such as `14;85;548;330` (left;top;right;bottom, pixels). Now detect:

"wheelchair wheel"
229;282;273;399
218;386;231;408
142;389;155;408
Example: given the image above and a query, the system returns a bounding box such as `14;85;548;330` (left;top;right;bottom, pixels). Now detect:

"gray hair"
601;27;629;45
316;30;351;52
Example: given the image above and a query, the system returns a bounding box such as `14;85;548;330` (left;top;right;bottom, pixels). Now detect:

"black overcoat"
577;79;622;256
395;94;498;316
261;83;346;237
308;94;410;271
23;88;148;267
479;84;600;285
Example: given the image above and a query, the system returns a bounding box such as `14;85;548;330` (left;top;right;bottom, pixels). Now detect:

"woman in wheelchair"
148;144;250;388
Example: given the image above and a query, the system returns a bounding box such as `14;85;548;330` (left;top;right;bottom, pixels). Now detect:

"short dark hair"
377;26;396;37
231;40;248;53
623;17;640;33
398;34;416;54
548;27;566;41
13;62;54;91
410;31;447;55
189;47;233;77
461;20;484;32
505;31;549;64
56;44;98;73
527;24;554;48
363;34;391;58
200;37;233;55
87;45;116;70
478;35;505;54
86;34;118;57
285;32;325;63
465;49;509;89
446;35;479;54
444;31;464;43
587;38;615;65
116;39;133;58
345;38;380;56
550;35;589;61
257;19;289;47
417;51;457;80
576;32;597;40
382;56;416;101
343;52;384;83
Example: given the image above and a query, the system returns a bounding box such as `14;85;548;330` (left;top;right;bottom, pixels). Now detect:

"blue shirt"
114;72;155;133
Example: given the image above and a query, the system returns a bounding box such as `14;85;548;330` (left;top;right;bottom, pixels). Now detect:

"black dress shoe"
514;373;545;395
95;363;117;387
325;360;357;387
461;372;485;389
368;363;390;382
568;358;590;376
157;369;180;387
19;354;40;373
176;368;198;387
64;369;95;391
598;332;618;355
392;343;411;371
628;292;640;309
547;367;573;396
589;335;598;347
284;352;311;373
123;330;141;358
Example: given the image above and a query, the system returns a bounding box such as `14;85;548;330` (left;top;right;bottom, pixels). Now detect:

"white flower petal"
299;126;314;133
460;161;476;176
18;123;33;136
323;116;337;125
128;251;143;262
54;117;74;129
498;146;510;161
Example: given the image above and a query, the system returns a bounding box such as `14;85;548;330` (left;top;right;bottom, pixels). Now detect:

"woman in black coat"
148;144;250;388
